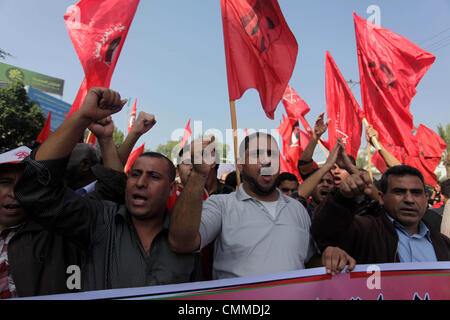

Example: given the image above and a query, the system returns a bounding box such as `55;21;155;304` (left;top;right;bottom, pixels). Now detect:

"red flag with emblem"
404;124;446;186
221;0;298;119
64;0;140;118
125;143;145;174
354;12;435;157
282;84;311;132
36;111;52;143
325;51;363;159
180;119;192;150
128;98;137;133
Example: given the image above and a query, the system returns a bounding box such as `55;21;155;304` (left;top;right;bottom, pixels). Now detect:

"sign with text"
27;87;71;131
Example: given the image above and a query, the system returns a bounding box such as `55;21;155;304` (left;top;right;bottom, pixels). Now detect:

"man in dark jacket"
311;164;450;264
0;146;84;298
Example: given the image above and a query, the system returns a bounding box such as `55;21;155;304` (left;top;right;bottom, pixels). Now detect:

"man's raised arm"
169;136;215;253
36;87;127;161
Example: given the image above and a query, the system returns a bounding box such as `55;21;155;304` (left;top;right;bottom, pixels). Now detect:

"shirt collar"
235;184;285;204
385;213;432;240
115;205;171;230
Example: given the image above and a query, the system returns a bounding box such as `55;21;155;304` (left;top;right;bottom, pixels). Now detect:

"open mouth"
132;194;148;205
2;203;21;212
319;190;329;196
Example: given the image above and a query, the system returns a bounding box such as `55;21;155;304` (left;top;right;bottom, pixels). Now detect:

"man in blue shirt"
311;143;450;264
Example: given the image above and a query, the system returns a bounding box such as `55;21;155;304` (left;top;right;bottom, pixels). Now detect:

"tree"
437;123;450;179
156;140;180;162
0;48;12;59
113;127;125;148
0;81;45;152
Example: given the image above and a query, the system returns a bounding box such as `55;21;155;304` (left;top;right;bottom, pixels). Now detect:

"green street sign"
0;62;64;96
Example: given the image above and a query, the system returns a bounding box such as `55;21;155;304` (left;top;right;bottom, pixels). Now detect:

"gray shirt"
199;185;316;279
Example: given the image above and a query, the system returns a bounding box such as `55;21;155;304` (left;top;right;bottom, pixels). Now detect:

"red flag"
180;119;192;150
415;124;447;159
64;0;140;117
36;111;52;143
371;145;407;174
354;12;435;157
404;125;446;186
128;98;137;133
282;84;311;132
325;51;363;159
221;0;298;119
125;143;145;174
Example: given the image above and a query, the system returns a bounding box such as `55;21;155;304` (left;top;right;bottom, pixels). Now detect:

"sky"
1;0;449;163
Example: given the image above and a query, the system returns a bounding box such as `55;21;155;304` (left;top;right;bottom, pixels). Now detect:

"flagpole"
362;118;382;151
84;130;92;144
366;137;374;182
229;100;241;186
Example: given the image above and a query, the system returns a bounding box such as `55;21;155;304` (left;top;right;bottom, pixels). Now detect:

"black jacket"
311;189;450;264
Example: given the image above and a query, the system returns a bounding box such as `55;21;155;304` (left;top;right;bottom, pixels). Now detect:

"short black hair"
379;165;425;193
276;172;298;187
440;179;450;198
136;152;176;182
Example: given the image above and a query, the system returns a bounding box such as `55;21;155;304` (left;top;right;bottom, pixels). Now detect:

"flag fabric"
371;125;445;185
64;0;140;117
128;98;137;133
371;145;407;174
325;50;363;159
282;84;311;132
404;125;447;186
180;119;192;150
221;0;298;119
125;143;145;174
36;111;52;143
354;12;435;157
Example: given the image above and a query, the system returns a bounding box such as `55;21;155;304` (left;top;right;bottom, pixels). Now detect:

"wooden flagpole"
84;130;93;144
229;100;241;186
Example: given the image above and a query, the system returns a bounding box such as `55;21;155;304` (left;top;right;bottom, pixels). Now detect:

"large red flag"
180;119;192;150
125;143;145;174
354;12;435;157
325;51;363;159
128;98;137;133
221;0;298;119
404;125;446;186
282;84;311;132
36;111;52;143
64;0;140;117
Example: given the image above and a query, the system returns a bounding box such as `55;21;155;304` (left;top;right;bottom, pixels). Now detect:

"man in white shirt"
169;133;355;279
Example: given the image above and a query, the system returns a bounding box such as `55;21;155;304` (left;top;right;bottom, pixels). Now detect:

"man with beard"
169;133;356;279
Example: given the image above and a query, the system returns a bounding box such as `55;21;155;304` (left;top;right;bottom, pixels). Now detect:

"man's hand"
323;139;341;170
130;112;156;137
89;116;114;140
322;246;356;275
79;87;127;123
190;135;216;178
339;170;373;199
335;139;358;175
312;112;330;140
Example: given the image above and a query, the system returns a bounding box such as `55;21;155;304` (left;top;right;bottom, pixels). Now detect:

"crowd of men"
0;87;449;298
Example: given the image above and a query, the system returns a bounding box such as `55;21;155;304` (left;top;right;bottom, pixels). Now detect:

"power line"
424;34;450;51
418;26;450;46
